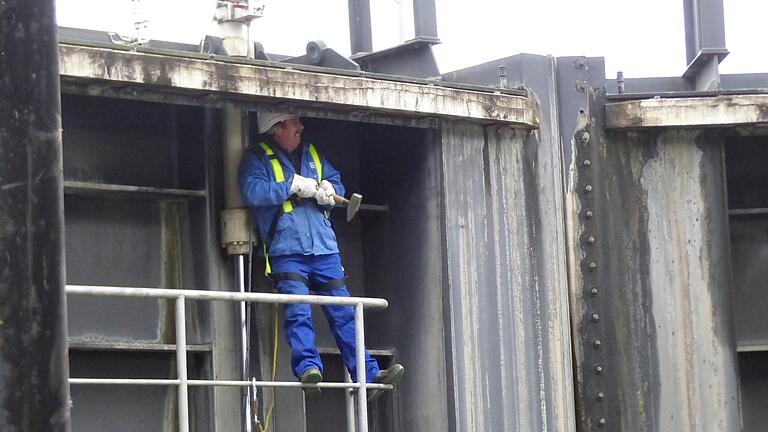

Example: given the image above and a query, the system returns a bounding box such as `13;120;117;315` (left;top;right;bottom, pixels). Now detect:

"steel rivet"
594;364;603;375
591;313;600;323
587;235;596;245
597;417;606;428
584;185;593;193
590;287;599;297
583;159;591;168
576;81;587;93
585;209;594;218
593;338;602;349
588;262;597;271
576;59;586;69
581;131;591;143
596;391;605;401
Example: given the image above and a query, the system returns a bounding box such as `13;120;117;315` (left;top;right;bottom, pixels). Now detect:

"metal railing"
66;285;392;432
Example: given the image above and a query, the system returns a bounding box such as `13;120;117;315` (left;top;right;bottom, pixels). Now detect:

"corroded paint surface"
441;122;572;432
568;125;740;431
58;44;538;128
606;95;768;129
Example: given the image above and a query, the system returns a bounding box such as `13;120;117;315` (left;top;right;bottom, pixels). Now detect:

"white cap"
258;112;298;134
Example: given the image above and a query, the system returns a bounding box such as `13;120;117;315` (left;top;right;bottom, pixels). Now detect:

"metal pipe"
176;296;190;432
70;379;182;385
0;1;70;431
354;303;368;432
70;378;390;389
345;371;357;432
66;285;389;308
237;256;253;432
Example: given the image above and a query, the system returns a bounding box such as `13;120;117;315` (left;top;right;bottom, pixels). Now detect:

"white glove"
290;174;318;199
315;180;336;206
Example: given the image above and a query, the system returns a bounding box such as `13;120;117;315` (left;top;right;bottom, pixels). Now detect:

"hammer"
332;193;363;222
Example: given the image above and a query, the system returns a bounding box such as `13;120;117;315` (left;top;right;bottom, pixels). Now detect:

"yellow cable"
259;303;279;432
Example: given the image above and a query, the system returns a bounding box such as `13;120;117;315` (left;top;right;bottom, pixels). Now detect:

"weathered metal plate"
58;44;538;128
606;95;768;129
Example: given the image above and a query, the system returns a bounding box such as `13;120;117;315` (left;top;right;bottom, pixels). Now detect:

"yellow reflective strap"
308;143;322;182
282;200;293;213
259;142;285;183
263;243;271;275
307;143;329;219
270;160;285;182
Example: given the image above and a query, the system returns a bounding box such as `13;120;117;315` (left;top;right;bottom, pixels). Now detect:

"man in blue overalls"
238;112;404;401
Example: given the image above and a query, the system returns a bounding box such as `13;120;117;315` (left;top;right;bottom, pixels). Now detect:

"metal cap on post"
214;0;265;57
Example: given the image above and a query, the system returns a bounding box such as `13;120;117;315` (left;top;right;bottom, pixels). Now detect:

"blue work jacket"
238;142;345;257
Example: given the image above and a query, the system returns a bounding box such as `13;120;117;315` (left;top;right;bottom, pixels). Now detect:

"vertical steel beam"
413;0;438;40
682;0;729;90
348;0;372;54
0;1;71;431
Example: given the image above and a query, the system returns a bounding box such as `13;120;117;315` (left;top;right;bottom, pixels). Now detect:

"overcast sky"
56;0;768;78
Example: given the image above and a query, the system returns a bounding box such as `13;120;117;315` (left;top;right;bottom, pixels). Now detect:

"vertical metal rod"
176;296;190;432
0;1;70;430
354;303;368;432
344;370;357;432
237;255;253;432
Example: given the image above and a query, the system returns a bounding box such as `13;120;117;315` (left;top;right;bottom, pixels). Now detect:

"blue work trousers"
270;253;380;383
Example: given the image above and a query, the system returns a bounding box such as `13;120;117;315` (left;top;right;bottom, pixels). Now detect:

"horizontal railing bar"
66;285;388;309
188;380;392;389
70;378;180;385
69;378;392;390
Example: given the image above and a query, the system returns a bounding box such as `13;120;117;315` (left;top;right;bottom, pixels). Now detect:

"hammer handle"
333;194;348;207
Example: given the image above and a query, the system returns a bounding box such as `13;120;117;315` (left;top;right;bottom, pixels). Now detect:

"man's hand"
315;180;336;206
290;175;318;198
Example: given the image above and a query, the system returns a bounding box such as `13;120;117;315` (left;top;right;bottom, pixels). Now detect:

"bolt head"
584;185;593;193
587;235;596;244
585;210;594;218
583;159;591;168
597;417;606;427
590;287;599;297
594;364;603;374
581;131;591;143
591;313;600;322
589;262;597;270
593;338;602;349
596;391;605;401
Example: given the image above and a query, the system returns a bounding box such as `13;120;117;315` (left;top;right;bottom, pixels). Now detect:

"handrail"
66;285;388;308
66;285;388;432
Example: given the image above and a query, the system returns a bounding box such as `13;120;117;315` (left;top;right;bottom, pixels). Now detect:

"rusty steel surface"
568;124;741;430
441;121;572;432
606;94;768;129
57;44;538;128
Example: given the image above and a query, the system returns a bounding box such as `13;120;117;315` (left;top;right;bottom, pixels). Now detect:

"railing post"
354;302;368;432
176;296;190;432
344;370;357;432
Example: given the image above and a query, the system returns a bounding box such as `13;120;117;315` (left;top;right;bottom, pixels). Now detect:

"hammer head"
346;193;363;222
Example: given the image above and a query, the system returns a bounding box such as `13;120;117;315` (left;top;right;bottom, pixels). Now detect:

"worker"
238;111;404;401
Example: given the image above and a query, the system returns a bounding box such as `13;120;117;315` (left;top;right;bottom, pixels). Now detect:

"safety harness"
258;142;346;290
